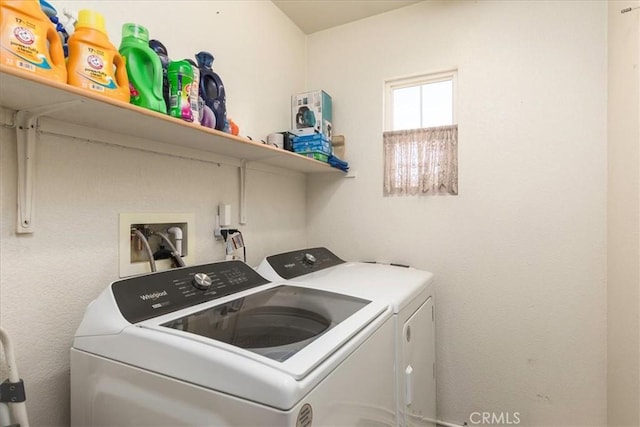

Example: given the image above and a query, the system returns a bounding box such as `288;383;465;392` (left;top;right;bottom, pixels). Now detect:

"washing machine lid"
157;284;372;364
132;283;387;381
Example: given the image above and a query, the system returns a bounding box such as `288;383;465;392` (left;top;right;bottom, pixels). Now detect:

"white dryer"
71;260;397;426
256;247;436;426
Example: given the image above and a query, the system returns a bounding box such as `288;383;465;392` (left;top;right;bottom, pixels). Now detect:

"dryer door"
401;297;436;426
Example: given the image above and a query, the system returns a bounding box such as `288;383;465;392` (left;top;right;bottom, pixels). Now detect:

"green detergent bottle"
119;23;166;114
167;60;194;122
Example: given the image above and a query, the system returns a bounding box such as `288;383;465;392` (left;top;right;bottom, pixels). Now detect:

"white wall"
0;1;307;426
306;1;607;426
607;1;640;425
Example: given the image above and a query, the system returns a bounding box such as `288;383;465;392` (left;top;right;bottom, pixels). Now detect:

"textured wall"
0;1;307;425
306;1;607;425
607;1;640;425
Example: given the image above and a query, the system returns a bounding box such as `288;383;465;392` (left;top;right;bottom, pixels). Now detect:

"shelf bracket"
15;100;83;233
239;159;247;225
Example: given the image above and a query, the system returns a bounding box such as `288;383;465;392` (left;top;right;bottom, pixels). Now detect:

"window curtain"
383;125;458;196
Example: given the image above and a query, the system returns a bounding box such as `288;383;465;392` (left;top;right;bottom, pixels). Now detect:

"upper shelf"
0;66;342;174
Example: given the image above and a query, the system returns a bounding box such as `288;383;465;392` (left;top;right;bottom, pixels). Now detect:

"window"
384;70;458;196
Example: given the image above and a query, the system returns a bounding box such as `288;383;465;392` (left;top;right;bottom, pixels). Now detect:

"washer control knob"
303;253;317;265
192;273;212;290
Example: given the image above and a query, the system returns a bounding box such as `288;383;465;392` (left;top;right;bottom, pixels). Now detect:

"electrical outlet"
119;213;195;277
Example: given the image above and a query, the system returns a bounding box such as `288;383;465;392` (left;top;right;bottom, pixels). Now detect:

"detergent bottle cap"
149;39;168;56
39;0;58;17
122;23;149;42
196;51;214;69
76;10;106;33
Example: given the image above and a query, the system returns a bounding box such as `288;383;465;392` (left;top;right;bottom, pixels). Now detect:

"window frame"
384;69;458;132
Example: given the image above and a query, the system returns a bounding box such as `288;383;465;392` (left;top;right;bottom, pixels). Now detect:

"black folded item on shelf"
328;154;349;172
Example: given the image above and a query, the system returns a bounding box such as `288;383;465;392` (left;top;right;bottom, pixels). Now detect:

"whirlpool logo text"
139;290;168;301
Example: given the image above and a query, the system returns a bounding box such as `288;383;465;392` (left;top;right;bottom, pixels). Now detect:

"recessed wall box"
119;213;195;277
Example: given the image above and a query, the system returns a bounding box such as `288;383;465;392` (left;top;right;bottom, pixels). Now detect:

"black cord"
242;233;247;263
220;228;238;241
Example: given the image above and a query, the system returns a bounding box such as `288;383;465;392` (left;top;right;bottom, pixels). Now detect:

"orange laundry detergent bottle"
0;0;66;83
66;10;129;102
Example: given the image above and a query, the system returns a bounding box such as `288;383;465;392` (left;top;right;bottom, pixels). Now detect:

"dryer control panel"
266;247;345;279
111;261;270;324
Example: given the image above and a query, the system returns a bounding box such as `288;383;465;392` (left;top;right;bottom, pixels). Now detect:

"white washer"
256;247;436;426
71;260;397;426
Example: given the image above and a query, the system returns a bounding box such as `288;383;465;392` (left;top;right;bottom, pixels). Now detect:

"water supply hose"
132;229;157;272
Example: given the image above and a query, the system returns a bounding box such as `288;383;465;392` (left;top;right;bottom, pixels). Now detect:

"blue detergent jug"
196;51;227;131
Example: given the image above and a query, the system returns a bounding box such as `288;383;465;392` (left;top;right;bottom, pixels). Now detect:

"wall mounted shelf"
0;66;342;173
0;66;343;233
